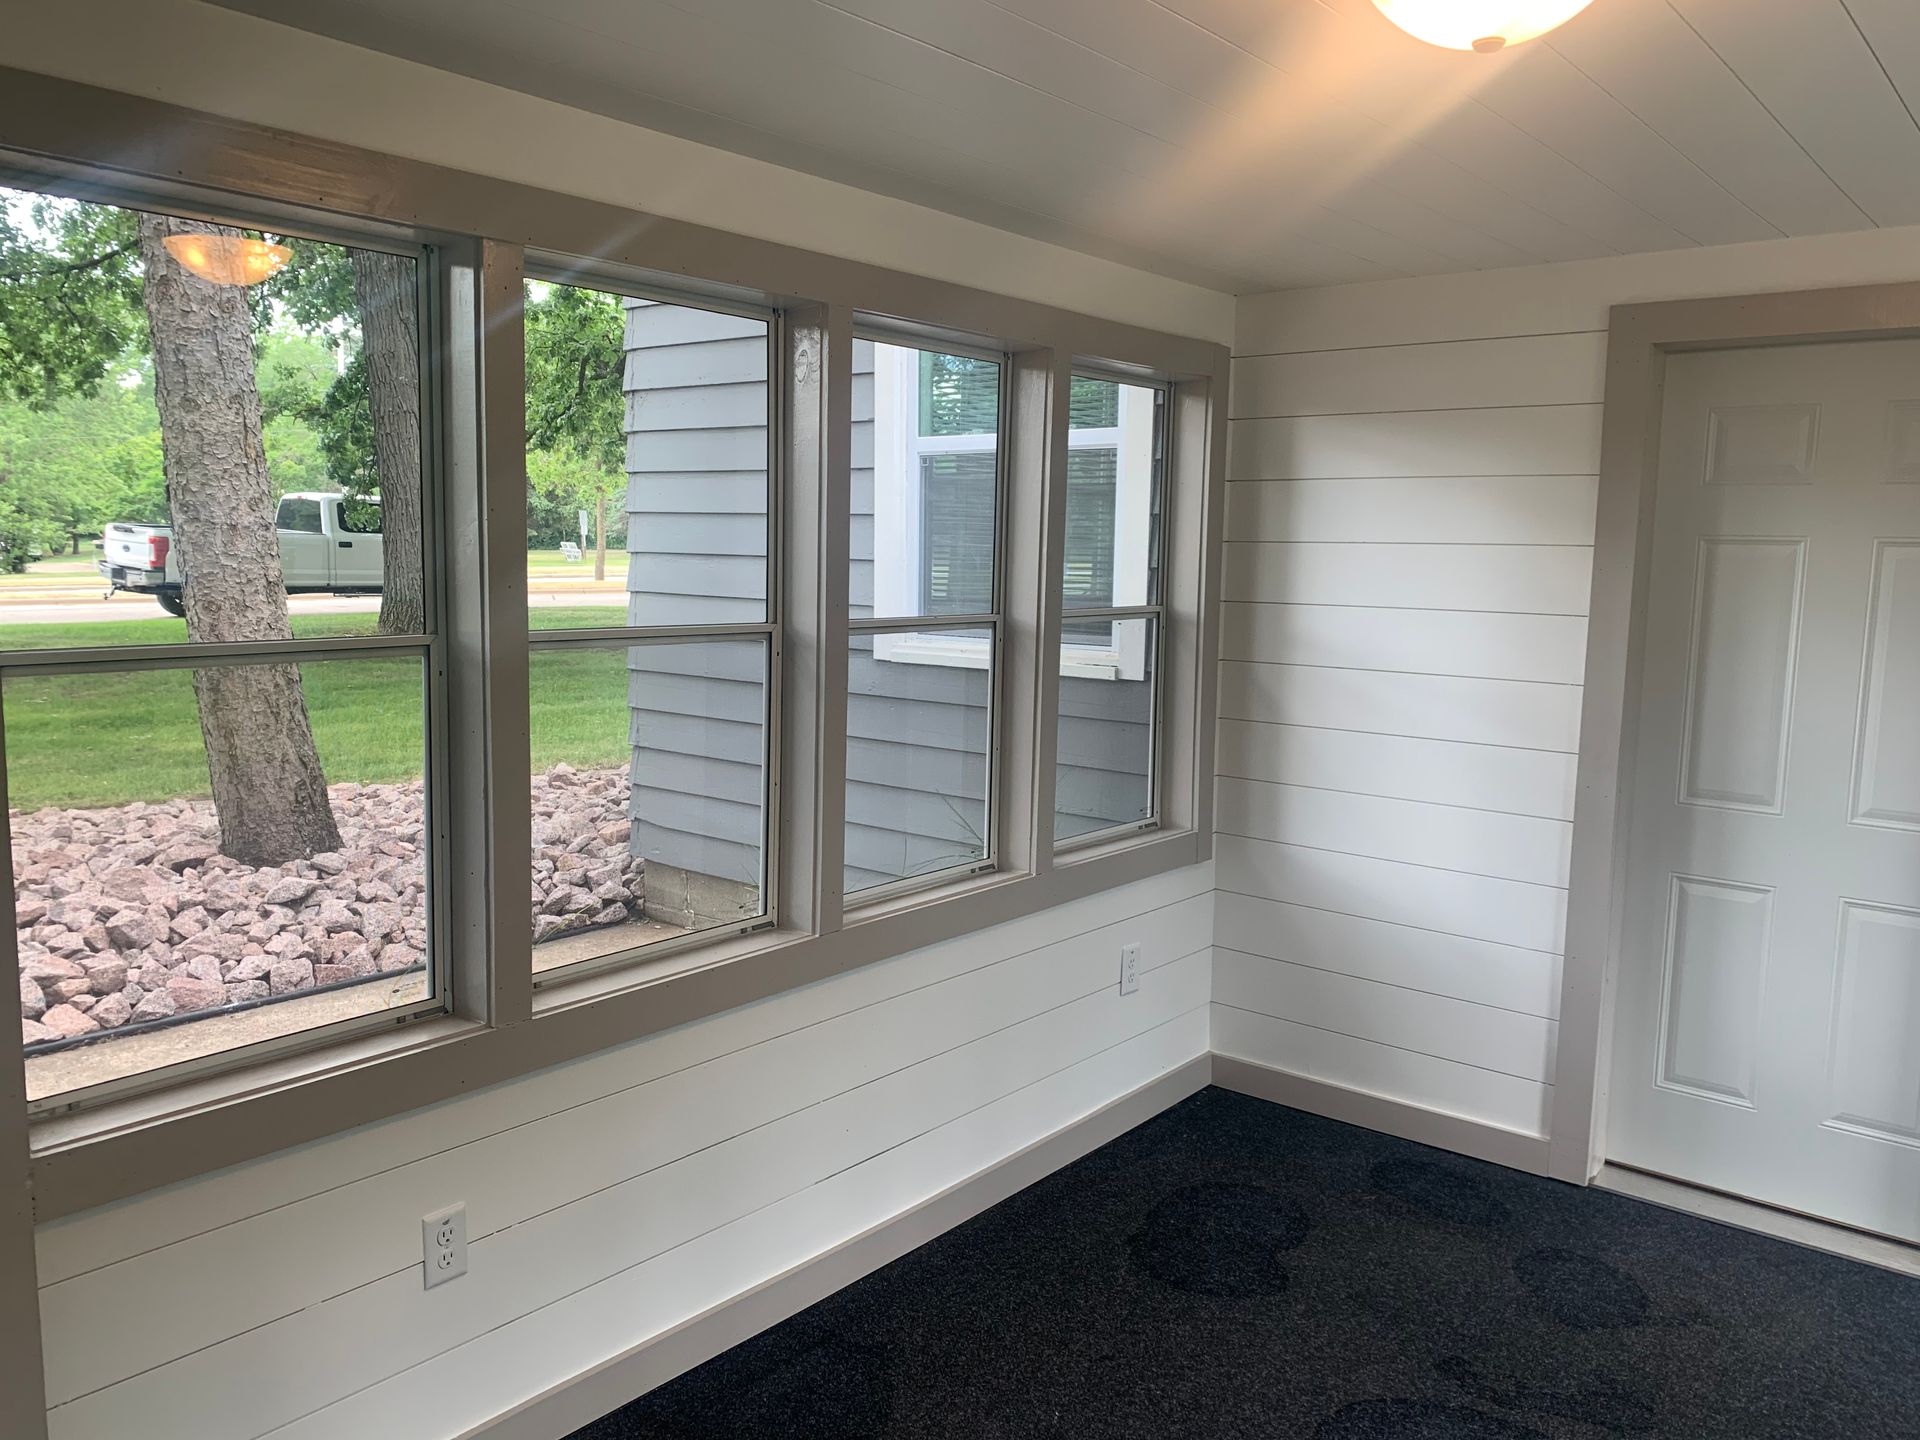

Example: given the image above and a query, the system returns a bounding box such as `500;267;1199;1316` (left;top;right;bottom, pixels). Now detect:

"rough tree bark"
138;214;343;864
348;249;426;634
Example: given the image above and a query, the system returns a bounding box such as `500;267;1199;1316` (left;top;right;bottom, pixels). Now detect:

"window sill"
29;1012;488;1164
874;632;1139;682
25;827;1204;1221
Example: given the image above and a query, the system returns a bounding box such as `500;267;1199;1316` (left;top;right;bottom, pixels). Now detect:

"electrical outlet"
1119;942;1141;996
422;1203;467;1289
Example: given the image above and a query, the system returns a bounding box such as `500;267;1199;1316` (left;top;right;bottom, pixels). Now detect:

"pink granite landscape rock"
16;766;642;1046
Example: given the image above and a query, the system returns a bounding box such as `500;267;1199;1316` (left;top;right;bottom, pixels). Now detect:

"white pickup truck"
99;491;384;616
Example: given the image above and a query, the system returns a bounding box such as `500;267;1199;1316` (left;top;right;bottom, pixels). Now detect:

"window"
523;278;775;976
851;338;1003;893
1055;376;1166;846
0;99;1223;1208
275;497;323;534
1;183;439;1107
336;498;383;534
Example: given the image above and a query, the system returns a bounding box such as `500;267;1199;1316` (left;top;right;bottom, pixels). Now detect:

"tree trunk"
348;249;425;635
139;215;343;864
594;489;606;582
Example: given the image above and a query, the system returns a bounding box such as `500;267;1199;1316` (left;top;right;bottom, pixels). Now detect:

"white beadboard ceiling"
209;0;1920;295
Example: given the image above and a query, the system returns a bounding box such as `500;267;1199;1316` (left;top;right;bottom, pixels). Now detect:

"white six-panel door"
1608;338;1920;1243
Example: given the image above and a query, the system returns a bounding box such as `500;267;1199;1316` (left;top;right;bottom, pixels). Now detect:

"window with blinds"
919;451;997;615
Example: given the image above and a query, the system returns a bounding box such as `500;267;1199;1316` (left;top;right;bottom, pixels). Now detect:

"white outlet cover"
1119;942;1141;995
422;1203;468;1289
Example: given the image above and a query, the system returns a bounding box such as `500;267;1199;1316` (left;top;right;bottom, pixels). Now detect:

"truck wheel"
157;591;186;618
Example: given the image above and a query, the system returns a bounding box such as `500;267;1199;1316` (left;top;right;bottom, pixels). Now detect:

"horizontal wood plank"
1214;891;1563;1018
1223;542;1592;614
1215;778;1572;888
1220;603;1590;685
1215;720;1579;820
1216;834;1567;954
1225;476;1600;545
1229;333;1607;418
1213;948;1558;1082
1228;406;1602;481
1216;663;1584;753
1211;1003;1552;1137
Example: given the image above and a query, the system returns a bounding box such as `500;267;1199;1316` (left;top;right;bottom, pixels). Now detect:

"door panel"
1679;538;1804;813
1852;541;1920;830
1608;338;1920;1243
1656;875;1772;1106
1828;901;1920;1145
1705;402;1819;485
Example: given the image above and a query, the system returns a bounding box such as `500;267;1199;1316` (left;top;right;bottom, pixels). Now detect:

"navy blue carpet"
569;1086;1920;1439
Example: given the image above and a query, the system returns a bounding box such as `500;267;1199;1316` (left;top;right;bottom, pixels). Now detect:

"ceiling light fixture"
162;233;293;287
1371;0;1595;53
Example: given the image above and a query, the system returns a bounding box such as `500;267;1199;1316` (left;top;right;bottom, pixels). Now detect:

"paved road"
0;585;626;626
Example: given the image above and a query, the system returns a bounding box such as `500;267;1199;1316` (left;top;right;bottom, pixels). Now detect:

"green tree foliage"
0;190;351;569
525;283;627;573
525;282;625;469
0;372;167;559
260;248;379;514
0;195;143;408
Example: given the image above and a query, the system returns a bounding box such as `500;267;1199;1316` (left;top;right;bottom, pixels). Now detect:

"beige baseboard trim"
1210;1053;1552;1176
1595;1164;1920;1280
464;1052;1212;1440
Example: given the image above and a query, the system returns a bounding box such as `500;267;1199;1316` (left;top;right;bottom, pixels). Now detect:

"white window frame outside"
872;346;1153;679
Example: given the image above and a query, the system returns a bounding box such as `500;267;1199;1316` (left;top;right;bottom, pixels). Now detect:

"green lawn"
0;553;100;586
1;612;635;811
526;547;627;577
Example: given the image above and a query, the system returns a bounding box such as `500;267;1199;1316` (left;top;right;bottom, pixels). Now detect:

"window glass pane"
846;625;992;894
525;282;770;632
856;339;1000;621
1068;374;1120;429
529;636;768;974
336;498;383;535
1064;376;1161;612
275;498;322;534
1055;617;1157;845
919;452;997;615
919;351;1001;436
10;655;432;1102
0;185;425;647
1062;447;1117;623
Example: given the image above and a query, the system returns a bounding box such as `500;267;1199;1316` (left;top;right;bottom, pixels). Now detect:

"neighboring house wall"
1216;230;1920;1147
624;318;1155;906
624;300;771;926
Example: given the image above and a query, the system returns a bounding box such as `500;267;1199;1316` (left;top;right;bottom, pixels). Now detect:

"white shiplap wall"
34;866;1210;1439
1218;228;1920;1148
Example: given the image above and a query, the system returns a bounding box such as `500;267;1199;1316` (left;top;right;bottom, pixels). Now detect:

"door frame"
1551;279;1920;1185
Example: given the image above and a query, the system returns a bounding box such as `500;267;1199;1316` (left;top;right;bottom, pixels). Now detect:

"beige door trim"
1553;279;1920;1184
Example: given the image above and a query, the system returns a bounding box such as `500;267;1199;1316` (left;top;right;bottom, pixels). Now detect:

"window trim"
847;327;1011;906
6;212;456;1122
519;265;785;989
0;72;1227;1222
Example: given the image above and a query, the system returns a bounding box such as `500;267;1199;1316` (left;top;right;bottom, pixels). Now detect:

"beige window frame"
0;70;1228;1232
